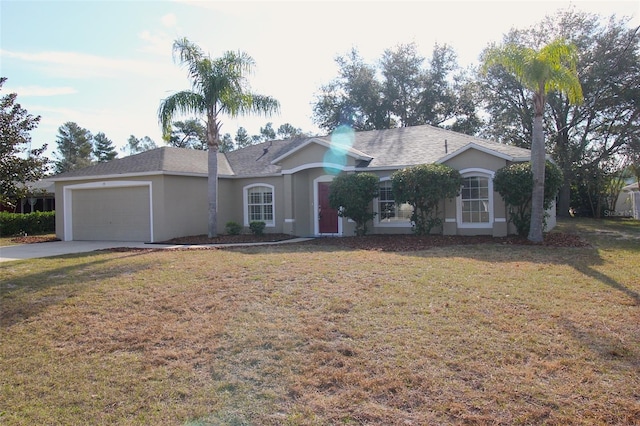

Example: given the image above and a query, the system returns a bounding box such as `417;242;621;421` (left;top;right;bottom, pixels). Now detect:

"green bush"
225;221;242;235
249;221;266;236
493;161;563;236
0;211;56;237
328;172;379;236
391;164;462;235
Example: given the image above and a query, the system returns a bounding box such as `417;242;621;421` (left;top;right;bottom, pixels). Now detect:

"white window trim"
374;177;412;228
456;168;494;229
243;183;275;227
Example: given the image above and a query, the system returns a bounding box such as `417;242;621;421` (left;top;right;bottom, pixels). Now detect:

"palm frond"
158;91;206;135
482;38;583;105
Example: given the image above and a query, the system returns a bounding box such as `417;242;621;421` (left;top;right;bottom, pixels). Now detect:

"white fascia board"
50;171;213;182
437;142;514;164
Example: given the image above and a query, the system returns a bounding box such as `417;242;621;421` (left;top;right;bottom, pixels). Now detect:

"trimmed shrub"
328;172;379;236
391;164;462;235
493;161;563;236
225;221;242;235
249;221;266;236
0;211;56;237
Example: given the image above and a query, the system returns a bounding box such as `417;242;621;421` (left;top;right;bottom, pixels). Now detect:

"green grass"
1;218;638;425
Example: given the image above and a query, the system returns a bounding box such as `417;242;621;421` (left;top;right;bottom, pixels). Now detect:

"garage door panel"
72;186;151;241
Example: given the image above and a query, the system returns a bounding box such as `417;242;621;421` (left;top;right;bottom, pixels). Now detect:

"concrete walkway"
0;238;313;263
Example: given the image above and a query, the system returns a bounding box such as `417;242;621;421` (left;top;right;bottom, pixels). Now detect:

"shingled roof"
51;146;233;180
50;125;531;180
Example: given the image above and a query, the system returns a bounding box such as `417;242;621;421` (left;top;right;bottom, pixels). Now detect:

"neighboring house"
613;182;640;219
50;124;545;242
0;180;55;213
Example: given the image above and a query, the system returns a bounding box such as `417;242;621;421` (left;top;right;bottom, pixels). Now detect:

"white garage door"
71;186;151;242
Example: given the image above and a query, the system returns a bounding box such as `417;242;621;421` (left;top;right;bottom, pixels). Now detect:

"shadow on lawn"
573;262;640;304
0;250;156;328
228;232;639;313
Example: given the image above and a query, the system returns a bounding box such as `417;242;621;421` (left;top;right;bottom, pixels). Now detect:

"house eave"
49;170;216;182
436;142;517;164
221;172;282;179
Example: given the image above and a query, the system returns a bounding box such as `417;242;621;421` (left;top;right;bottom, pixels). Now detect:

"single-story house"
613;182;640;219
0;180;56;213
50;124;550;242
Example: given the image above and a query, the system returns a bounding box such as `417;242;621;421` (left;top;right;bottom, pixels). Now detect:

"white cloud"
161;13;177;28
9;86;77;97
0;49;165;79
138;30;174;56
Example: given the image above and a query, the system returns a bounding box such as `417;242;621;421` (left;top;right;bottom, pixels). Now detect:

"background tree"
493;161;564;236
0;78;49;209
92;132;117;162
166;119;207;150
328;172;379;236
234;127;252;150
159;37;279;237
381;42;425;127
479;10;639;217
123;135;158;155
482;38;583;243
219;122;307;152
258;122;276;142
313;43;481;134
54;122;93;174
219;133;234;153
313;48;388;131
277;123;306;139
391;164;462;235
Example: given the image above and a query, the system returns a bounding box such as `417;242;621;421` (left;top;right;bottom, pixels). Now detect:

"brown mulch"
161;231;590;251
9;232;590;252
160;233;295;245
9;235;60;244
301;231;591;251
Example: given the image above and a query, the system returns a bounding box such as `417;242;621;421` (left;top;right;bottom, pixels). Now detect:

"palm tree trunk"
528;112;546;243
207;113;219;238
207;147;218;238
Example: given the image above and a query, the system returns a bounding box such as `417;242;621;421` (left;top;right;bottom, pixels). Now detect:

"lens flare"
324;125;355;174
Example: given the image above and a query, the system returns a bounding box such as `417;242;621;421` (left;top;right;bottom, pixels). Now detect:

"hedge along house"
50;124;547;242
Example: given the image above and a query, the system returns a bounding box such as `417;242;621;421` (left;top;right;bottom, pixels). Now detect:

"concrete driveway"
0;241;171;262
0;238;313;262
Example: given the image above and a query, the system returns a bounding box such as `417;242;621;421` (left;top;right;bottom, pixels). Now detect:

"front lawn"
1;218;638;425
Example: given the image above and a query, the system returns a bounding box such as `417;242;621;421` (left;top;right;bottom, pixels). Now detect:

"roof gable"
270;137;373;165
437;142;515;164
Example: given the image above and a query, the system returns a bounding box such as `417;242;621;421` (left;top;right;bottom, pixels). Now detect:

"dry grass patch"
1;219;639;425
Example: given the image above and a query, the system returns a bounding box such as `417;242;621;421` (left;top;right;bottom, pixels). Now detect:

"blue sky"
2;0;638;161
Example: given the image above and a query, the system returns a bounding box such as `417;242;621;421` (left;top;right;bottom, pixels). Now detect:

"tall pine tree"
93;132;117;162
54;122;93;174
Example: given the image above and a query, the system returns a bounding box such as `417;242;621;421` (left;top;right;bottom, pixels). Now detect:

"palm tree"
159;38;280;237
483;38;582;242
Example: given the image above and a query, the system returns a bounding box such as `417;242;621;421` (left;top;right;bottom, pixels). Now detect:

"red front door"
318;181;339;234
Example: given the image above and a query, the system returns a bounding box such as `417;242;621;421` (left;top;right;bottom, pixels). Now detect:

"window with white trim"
377;180;412;224
461;176;490;223
244;185;274;226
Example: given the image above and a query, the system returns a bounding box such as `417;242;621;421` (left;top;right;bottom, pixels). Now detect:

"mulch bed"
300;231;591;251
10;232;590;251
9;235;60;244
161;231;590;251
159;233;295;245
